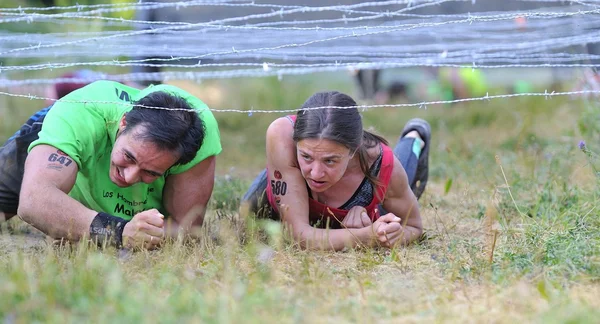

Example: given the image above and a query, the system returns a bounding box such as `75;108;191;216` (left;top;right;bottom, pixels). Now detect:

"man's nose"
123;166;141;184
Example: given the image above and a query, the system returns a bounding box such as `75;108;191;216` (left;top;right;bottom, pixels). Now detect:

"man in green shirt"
0;80;222;249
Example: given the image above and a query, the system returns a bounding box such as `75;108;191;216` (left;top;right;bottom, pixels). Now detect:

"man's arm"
21;145;166;248
162;155;216;235
381;157;423;246
18;144;97;240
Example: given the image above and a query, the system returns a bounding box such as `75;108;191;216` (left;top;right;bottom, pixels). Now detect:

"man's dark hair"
124;91;205;166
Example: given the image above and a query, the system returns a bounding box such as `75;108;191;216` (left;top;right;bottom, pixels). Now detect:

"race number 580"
48;153;73;166
270;180;287;195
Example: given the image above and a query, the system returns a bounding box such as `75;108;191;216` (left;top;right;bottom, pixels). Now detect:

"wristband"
89;212;129;248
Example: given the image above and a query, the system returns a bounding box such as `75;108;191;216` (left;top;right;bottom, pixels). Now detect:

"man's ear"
118;114;127;132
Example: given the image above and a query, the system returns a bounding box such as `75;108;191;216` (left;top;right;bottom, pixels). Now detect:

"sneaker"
400;118;431;200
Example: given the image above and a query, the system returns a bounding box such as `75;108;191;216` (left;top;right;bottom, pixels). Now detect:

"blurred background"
1;0;599;176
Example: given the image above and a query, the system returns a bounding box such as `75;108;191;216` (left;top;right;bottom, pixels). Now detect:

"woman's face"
296;138;354;192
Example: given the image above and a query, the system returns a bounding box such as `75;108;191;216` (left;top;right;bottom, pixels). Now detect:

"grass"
1;74;600;322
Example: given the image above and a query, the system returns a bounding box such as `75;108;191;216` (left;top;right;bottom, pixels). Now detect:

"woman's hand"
372;213;404;248
341;206;372;229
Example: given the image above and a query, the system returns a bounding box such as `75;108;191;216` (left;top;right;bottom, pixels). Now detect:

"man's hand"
372;213;404;248
341;206;372;229
122;209;165;250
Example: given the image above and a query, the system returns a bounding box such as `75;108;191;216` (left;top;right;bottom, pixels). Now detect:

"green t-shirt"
29;80;222;220
458;68;487;98
437;67;487;100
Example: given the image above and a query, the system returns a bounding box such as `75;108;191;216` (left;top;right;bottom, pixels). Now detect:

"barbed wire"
1;7;597;81
0;1;267;24
1;0;599;109
2;7;597;66
0;0;597;79
0;0;437;24
0;89;598;114
2;0;596;14
2;61;600;87
0;1;461;57
0;0;244;13
2;57;600;74
2;5;597;38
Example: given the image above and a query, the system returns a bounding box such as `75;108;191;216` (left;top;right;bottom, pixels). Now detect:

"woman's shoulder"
267;116;295;139
266;117;296;160
266;116;297;163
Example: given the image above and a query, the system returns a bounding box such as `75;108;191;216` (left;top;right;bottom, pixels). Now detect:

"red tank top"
266;115;395;227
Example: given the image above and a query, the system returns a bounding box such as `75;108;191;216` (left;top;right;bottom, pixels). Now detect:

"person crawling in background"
0;79;222;250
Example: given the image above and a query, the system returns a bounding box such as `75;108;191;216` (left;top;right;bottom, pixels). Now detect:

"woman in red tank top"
242;91;431;251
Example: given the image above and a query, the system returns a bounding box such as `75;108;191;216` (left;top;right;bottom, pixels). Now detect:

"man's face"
109;121;179;187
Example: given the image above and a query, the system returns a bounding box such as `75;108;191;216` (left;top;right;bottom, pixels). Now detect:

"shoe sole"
400;118;431;200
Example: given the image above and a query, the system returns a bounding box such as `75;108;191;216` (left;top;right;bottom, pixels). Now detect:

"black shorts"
0;107;50;214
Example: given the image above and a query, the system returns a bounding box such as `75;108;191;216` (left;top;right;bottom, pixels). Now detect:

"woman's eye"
124;153;133;162
302;155;312;161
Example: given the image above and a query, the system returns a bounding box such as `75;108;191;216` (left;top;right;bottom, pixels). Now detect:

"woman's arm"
266;118;377;251
380;157;424;246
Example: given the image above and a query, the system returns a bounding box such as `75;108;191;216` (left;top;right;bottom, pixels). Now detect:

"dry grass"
1;76;599;322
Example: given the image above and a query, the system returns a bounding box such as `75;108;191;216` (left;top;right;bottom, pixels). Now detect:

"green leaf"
444;178;453;195
537;280;550;301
